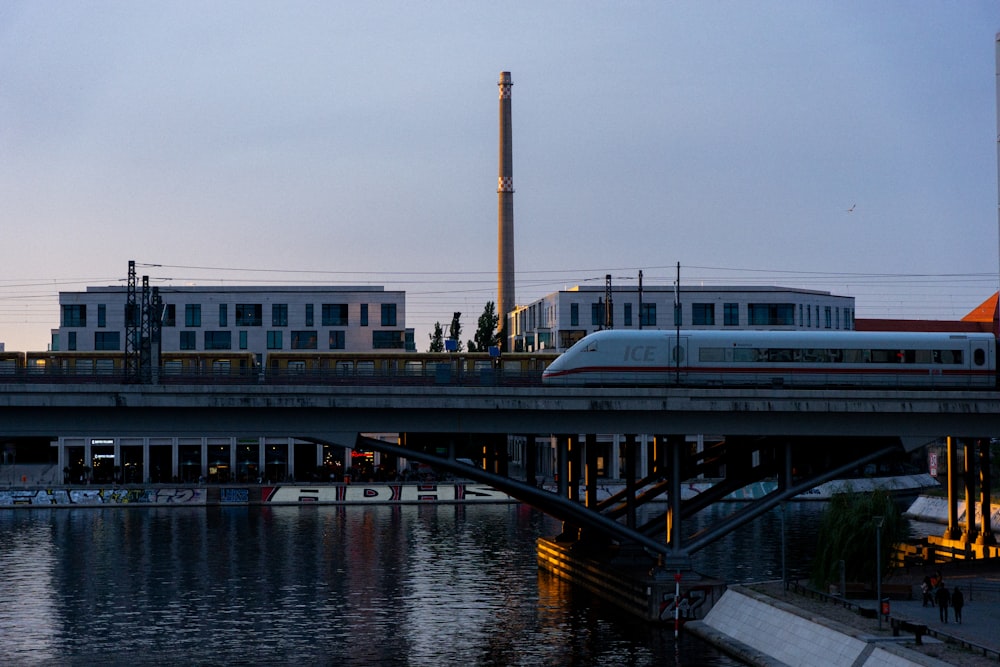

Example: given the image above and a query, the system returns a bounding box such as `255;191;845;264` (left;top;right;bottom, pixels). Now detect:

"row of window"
62;303;399;328
696;347;969;365
569;302;853;329
69;330;406;351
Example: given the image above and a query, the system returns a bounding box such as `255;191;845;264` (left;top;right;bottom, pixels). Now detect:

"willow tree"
810;488;909;589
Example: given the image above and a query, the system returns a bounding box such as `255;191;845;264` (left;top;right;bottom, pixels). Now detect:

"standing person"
936;585;951;623
921;576;933;607
951;587;964;624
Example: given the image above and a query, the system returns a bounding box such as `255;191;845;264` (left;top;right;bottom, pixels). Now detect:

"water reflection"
0;504;767;665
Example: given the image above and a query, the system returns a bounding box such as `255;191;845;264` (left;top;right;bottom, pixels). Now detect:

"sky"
2;1;1000;352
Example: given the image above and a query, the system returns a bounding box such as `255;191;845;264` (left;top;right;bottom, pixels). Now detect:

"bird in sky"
846;204;856;213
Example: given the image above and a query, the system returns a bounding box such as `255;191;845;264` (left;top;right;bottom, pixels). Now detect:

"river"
0;501;829;665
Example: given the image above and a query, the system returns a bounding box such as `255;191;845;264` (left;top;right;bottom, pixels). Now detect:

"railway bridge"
2;381;998;555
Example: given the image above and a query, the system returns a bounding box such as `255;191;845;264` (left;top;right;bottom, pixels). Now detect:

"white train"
540;329;997;388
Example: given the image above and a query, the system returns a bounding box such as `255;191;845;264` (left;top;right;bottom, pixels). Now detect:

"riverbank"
688;560;1000;667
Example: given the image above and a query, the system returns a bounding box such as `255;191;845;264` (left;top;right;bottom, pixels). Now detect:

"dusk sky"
2;2;999;351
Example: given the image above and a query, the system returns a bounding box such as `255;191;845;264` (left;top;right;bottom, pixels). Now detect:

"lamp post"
874;515;885;630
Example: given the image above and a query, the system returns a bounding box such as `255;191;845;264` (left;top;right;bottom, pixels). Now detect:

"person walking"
936;584;951;623
951;587;964;624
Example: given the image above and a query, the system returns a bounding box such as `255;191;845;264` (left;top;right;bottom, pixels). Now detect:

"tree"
447;312;463;352
428;322;444;352
810;488;909;590
467;301;501;353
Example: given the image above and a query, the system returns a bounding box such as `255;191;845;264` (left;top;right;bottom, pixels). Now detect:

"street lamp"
874;515;885;630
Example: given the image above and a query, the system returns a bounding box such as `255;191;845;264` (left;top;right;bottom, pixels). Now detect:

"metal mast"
125;261;140;382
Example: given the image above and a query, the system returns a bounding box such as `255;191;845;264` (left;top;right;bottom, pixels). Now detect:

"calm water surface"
0;502;826;665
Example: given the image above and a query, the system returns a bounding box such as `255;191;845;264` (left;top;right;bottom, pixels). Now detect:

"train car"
158;351;259;381
263;351;555;385
0;351;25;376
25;351;127;379
541;329;997;388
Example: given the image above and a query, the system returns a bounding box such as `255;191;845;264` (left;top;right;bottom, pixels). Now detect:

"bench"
891;618;928;645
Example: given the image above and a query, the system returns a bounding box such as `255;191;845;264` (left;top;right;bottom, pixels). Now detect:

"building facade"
507;285;856;352
52;285;415;358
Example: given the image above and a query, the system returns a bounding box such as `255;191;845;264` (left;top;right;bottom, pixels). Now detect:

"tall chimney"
497;71;515;350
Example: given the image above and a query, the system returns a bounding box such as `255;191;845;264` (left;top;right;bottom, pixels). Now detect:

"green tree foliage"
810;488;909;589
447;312;463;353
427;322;444;352
467;301;500;353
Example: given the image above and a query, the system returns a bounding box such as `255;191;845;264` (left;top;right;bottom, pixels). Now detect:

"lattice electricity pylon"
124;261;140;383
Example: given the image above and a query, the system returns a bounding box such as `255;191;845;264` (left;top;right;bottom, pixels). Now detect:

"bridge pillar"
963;439;978;542
665;434;690;570
585;433;599;509
524;434;538;487
945;437;962;540
978;439;996;546
624;434;638;530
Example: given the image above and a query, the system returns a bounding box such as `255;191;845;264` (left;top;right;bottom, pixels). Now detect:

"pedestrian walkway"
863;570;1000;659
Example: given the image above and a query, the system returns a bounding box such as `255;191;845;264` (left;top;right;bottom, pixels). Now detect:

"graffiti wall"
0;488;206;506
261;484;513;504
0;483;513;507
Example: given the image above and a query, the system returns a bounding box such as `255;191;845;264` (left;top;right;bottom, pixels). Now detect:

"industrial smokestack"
497;71;514;350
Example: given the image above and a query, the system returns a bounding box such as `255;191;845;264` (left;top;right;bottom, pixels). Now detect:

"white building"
50;285;413;484
53;285;415;357
507;285;855;352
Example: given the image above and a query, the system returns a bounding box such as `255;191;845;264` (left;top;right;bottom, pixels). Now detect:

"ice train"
540;329;997;388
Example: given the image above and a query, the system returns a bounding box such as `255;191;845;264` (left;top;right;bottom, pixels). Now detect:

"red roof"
855;292;998;334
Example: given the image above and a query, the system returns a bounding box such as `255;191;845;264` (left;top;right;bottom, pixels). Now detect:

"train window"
671;345;685;363
733;348;755;363
934;350;962;364
769;349;795;363
699;348;726;362
356;361;375;375
974;348;986;366
286;361;306;373
870;349;897;363
586;341;598;352
842;349;865;363
913;350;932;364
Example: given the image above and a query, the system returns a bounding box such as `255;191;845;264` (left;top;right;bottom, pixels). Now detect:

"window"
267;331;283;350
180;331;197;350
322;304;348;326
360;304;369;327
97;304;107;328
219;304;228;327
570;303;579;327
236;304;262;326
329;330;346;349
373;331;404;349
185;304;201;327
239;331;247;350
640;303;656;327
692;303;715;326
748;303;795;326
824;306;832;329
624;303;632;326
204;331;232;350
67;331;77;350
95;331;120;350
380;303;396;327
724;303;739;327
591;302;605;326
305;304;314;327
291;331;318;350
272;304;288;327
162;304;176;327
62;305;86;327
